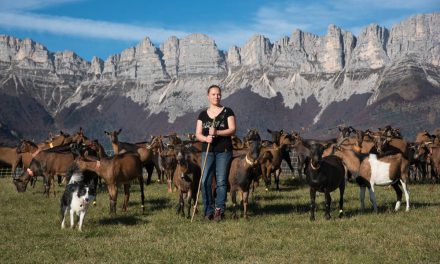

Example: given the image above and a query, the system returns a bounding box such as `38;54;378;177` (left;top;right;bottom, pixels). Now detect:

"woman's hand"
205;135;214;143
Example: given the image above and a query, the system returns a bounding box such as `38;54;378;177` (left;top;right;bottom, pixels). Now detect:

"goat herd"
1;125;440;229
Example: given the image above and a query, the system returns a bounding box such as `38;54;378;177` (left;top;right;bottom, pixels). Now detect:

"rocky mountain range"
0;13;439;145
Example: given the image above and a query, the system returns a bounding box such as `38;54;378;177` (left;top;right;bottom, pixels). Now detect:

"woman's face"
208;87;221;106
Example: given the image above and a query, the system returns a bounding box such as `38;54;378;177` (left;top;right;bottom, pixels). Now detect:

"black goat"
306;144;346;221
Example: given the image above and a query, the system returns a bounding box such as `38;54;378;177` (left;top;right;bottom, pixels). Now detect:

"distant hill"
0;13;439;143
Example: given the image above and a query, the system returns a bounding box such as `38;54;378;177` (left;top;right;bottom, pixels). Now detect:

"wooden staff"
191;117;216;222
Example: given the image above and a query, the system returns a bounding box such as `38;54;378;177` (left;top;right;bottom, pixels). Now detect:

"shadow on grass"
251;192;302;203
283;177;308;188
410;201;440;208
255;178;307;193
99;215;145;226
148;197;173;211
251;202;298;215
245;199;438;218
341;200;440;218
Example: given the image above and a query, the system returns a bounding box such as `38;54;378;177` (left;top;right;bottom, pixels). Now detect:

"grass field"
1;175;439;264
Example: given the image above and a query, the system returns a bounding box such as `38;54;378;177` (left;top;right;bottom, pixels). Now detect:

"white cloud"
0;12;190;42
0;0;437;52
335;0;439;10
242;0;438;43
0;0;82;11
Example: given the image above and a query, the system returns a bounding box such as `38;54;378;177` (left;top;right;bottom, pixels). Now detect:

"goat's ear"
117;128;122;134
280;129;284;134
267;129;272;134
104;131;109;135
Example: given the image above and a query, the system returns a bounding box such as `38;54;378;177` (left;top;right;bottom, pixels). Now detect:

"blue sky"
0;0;438;61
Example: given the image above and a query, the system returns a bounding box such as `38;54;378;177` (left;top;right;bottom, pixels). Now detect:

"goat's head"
414;142;431;160
16;139;37;154
338;125;355;138
187;133;196;141
247;138;262;166
13;160;41;192
104;129;122;143
267;129;282;146
309;144;325;169
245;129;261;143
374;136;391;154
160;145;177;169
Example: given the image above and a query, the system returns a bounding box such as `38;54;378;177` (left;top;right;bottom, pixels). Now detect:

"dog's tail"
66;163;83;184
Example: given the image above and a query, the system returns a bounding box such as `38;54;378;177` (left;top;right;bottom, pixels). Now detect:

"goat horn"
336;137;349;147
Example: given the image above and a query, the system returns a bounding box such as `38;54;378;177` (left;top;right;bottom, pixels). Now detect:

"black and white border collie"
61;164;97;231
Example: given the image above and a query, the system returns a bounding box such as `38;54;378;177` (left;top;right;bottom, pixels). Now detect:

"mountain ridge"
0;13;439;143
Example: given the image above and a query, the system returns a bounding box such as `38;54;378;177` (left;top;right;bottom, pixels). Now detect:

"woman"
196;85;236;221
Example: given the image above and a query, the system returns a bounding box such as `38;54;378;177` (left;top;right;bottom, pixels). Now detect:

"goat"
261;129;294;190
306;144;346;221
75;151;145;215
0;144;21;177
13;145;77;197
159;144;177;193
105;129;162;185
428;144;440;181
173;145;201;218
228;129;262;219
327;138;410;213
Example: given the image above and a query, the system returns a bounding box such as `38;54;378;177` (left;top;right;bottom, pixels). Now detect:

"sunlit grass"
1;176;439;263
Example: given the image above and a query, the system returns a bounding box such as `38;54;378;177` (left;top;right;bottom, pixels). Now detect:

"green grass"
1;176;439;264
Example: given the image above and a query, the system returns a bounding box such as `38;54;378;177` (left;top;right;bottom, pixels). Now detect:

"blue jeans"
201;151;232;216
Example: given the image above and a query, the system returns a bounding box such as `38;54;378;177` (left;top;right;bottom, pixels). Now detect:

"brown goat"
105;129;162;185
0;145;21;177
260;129;294;190
373;136;408;156
411;142;431;182
76;152;145;214
326;142;410;213
229;130;262;219
16;140;43;187
173;146;201;218
415;130;435;144
43;131;72;149
159;144;177;193
231;135;245;150
13;148;75;197
428;145;440;180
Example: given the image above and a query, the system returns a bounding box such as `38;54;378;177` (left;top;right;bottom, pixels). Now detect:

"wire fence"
0;167;23;178
0;149;301;179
